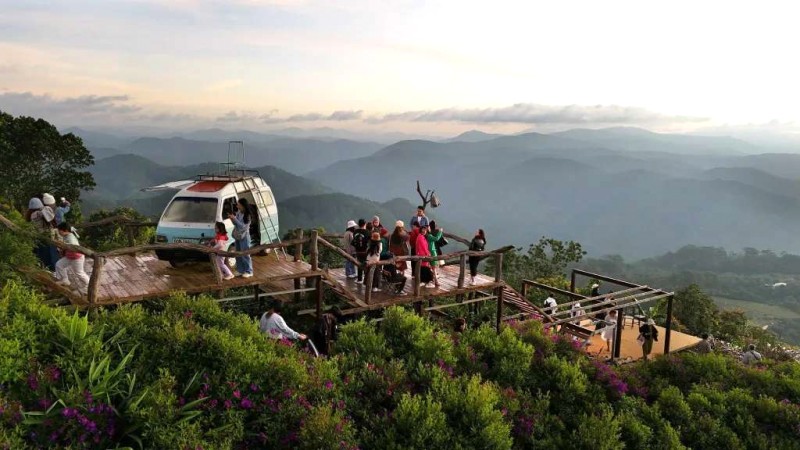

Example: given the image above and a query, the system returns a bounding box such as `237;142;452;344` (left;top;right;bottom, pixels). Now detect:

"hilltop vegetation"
1;280;799;449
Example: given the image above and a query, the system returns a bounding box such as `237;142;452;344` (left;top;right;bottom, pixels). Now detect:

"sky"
1;0;800;136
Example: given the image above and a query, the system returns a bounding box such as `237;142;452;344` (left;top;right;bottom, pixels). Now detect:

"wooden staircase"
501;284;549;321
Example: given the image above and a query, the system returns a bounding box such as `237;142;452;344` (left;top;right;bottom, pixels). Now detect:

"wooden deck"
586;324;701;361
26;252;316;306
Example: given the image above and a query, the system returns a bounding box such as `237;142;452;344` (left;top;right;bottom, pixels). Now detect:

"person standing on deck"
410;205;429;229
372;216;388;238
600;310;617;354
228;198;253;278
352;219;370;282
343;220;357;279
416;225;433;287
426;221;444;288
408;223;421;278
638;318;659;361
468;229;486;285
389;221;409;275
27;196;58;271
54;197;71;226
211;221;234;281
366;232;383;292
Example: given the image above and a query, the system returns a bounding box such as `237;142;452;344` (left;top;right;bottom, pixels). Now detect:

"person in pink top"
416;225;434;287
211;222;234;280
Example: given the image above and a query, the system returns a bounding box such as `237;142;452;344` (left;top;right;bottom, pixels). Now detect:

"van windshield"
162;197;218;223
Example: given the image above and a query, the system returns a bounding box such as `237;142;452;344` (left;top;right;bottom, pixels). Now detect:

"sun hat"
647;318;655;325
395;220;404;228
371;232;381;241
42;193;56;206
372;215;380;222
28;197;44;210
346;220;357;229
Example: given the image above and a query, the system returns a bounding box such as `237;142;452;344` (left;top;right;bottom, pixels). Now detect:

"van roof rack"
194;169;261;182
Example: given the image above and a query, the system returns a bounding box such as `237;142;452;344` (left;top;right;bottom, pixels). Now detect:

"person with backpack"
468;229;486;285
343;220;357;279
389;220;409;275
741;344;763;365
27;196;59;271
351;219;370;282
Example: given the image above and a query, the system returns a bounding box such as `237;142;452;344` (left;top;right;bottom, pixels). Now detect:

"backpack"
352;229;369;253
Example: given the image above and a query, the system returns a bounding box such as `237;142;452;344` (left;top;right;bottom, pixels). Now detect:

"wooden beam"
494;253;503;282
315;275;324;319
413;260;422;297
424;295;496;312
209;252;223;285
293;229;304;262
613;307;624;359
364;265;375;304
664;294;674;354
317;236;361;267
495;285;504;333
547;292;673;327
571;268;670;296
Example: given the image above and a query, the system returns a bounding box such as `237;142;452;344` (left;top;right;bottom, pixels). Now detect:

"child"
212;221;234;281
54;222;89;287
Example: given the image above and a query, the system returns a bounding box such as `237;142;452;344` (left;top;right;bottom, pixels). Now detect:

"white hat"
395;220;404;228
42;193;56;206
346;220;357;229
591;283;600;289
647;318;655;325
28;197;44;210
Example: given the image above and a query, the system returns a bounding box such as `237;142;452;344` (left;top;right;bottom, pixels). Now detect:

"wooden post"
457;254;466;289
521;281;528;300
126;226;136;247
315;275;324;319
664;294;674;354
413;260;422;297
310;229;319;271
254;285;263;311
495;285;504;333
364;264;375;304
209;252;223;284
293;228;304;262
613;308;624;359
494;253;503;282
87;255;105;307
570;270;577;293
294;229;303;300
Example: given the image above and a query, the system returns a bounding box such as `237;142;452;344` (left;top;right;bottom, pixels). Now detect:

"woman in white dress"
600;310;618;354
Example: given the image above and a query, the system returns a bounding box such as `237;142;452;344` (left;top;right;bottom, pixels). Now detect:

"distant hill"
309;130;800;258
443;130;503;143
278;194;418;233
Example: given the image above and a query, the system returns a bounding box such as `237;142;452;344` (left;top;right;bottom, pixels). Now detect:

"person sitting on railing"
468;229;486;285
380;250;407;295
211;221;234;281
366;232;383;292
260;301;307;341
53;222;90;288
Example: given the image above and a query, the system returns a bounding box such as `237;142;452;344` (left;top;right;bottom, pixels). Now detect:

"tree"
0;111;95;209
81;207;154;251
660;284;720;335
498;236;586;288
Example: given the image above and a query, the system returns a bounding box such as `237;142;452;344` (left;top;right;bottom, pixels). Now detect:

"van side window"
221;197;237;218
260;191;274;206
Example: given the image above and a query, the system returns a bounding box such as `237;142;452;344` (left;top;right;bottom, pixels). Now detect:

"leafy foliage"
81;206;155;251
0;112;95;209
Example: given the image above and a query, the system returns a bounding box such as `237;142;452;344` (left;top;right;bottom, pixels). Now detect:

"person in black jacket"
638;318;659;361
468;229;486;285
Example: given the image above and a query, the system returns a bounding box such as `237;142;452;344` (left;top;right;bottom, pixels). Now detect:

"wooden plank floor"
326;264;499;306
585;324;701;361
29;252;315;305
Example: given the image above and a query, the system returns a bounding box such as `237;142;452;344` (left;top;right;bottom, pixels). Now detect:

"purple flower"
62;408;78;418
223;400;233;409
27;374;39;391
250;382;260;392
324;380;334;390
232;390;241;399
283;389;293;398
240;398;254;409
183;310;193;319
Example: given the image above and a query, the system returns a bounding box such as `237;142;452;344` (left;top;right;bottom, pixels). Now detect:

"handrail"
316;236;362;267
73;215;156;229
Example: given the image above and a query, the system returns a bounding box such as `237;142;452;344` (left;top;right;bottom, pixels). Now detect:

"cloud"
287;110;363;122
0;92;141;118
367;103;708;126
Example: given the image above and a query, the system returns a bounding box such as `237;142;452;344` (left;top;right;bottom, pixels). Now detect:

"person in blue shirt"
227;198;253;278
54;197;71;226
409;205;429;229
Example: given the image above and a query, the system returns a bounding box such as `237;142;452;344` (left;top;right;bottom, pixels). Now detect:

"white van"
145;170;279;266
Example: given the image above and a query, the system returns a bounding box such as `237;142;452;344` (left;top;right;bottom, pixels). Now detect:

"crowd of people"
340;205;487;294
24;193;87;289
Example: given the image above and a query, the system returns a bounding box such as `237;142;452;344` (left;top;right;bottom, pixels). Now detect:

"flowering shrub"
1;279;800;449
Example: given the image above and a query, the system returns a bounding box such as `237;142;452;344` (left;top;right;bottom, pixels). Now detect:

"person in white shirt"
741;344;762;365
260;302;307;341
543;295;558;314
600;310;618;354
